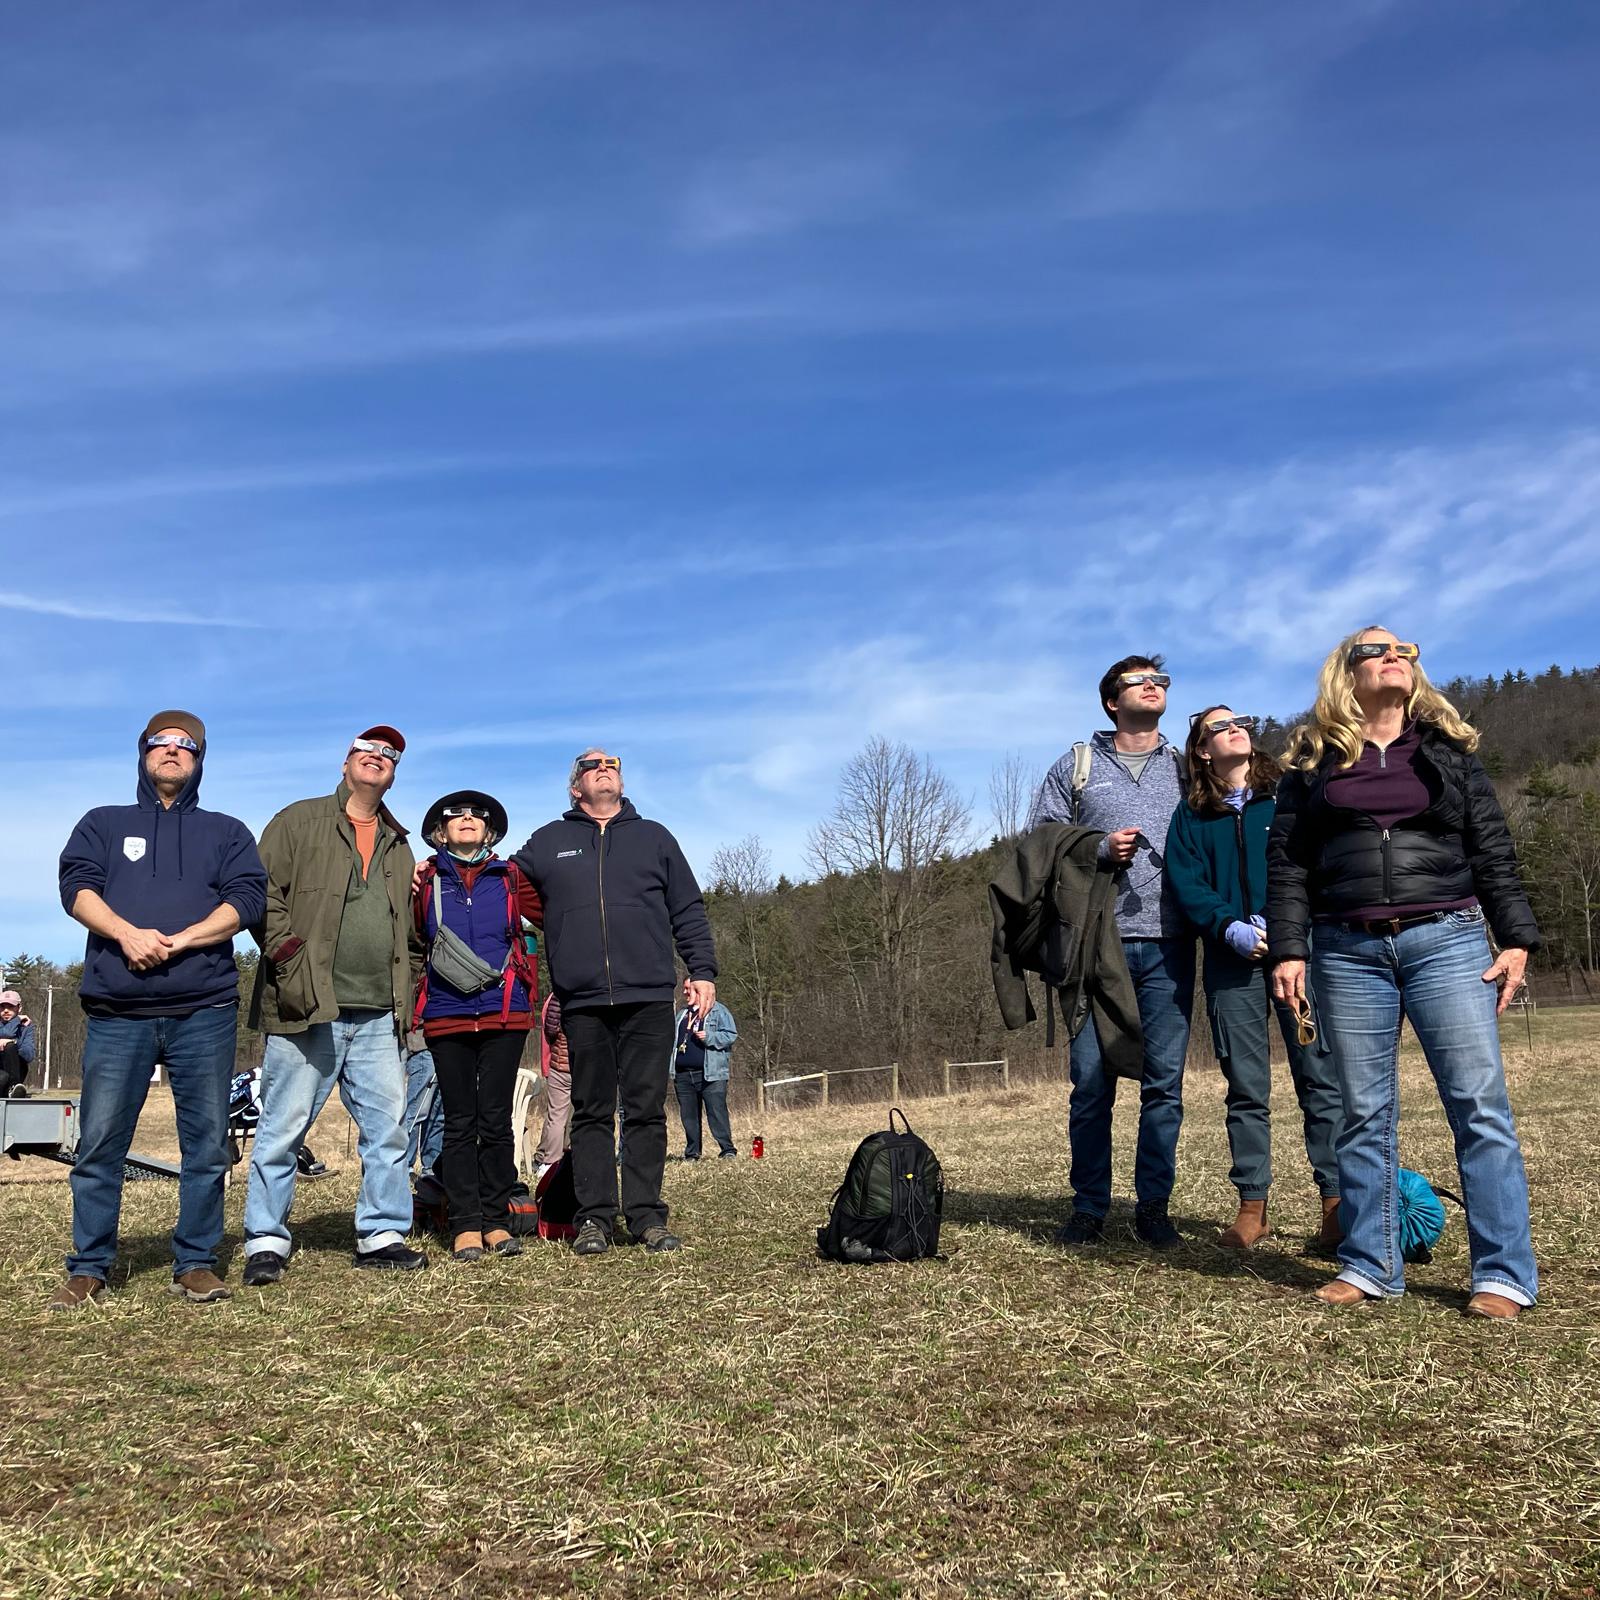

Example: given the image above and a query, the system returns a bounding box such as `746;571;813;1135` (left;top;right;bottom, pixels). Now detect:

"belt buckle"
1374;917;1402;937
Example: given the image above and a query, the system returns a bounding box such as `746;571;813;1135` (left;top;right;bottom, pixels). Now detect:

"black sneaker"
571;1220;611;1257
638;1226;682;1252
353;1242;428;1271
242;1251;285;1287
1053;1211;1106;1247
1134;1205;1181;1251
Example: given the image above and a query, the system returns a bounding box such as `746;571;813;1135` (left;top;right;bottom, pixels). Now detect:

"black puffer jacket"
1266;725;1540;959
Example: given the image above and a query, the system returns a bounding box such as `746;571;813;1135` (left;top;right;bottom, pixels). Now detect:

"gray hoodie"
1028;730;1186;939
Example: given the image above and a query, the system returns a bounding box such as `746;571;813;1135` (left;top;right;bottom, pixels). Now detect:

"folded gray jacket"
988;824;1144;1081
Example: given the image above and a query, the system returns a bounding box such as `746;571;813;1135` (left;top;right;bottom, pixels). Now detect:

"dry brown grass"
1;1010;1596;1598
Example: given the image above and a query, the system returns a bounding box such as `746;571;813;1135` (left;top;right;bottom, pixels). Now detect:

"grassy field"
2;1009;1596;1599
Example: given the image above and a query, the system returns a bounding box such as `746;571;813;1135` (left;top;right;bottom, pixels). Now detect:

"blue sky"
4;2;1600;963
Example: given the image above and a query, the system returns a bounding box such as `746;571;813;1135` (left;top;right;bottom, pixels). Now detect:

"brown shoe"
1465;1292;1520;1321
1316;1195;1343;1251
1218;1198;1271;1250
48;1274;107;1312
1313;1279;1375;1308
170;1269;231;1304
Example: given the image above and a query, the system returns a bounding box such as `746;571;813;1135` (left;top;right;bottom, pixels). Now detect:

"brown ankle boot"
1218;1197;1271;1249
1316;1195;1343;1251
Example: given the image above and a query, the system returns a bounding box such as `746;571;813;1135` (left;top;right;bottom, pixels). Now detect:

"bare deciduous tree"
988;750;1040;841
707;834;794;1081
808;737;973;1061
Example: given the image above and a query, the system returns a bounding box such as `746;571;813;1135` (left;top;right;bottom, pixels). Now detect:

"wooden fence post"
942;1058;951;1097
890;1061;899;1101
820;1071;829;1108
757;1077;766;1118
1001;1056;1009;1090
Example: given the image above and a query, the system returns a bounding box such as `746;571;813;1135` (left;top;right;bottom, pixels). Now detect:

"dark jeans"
1206;960;1342;1200
68;1003;236;1280
1068;937;1195;1217
564;1000;674;1236
675;1069;735;1158
430;1029;522;1235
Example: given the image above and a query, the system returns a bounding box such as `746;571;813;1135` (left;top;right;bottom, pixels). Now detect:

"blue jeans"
404;1046;444;1174
67;1004;237;1280
675;1069;735;1158
243;1010;412;1259
1312;910;1537;1304
1068;937;1195;1217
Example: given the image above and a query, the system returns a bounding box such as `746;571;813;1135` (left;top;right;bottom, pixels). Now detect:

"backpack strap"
1069;741;1093;823
498;862;539;1025
410;859;438;1030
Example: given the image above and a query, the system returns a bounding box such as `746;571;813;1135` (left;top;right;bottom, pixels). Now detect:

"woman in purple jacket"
412;790;542;1262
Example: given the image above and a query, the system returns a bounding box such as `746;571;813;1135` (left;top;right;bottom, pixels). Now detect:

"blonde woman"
1267;628;1539;1318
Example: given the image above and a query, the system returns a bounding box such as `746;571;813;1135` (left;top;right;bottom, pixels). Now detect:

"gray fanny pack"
428;872;510;994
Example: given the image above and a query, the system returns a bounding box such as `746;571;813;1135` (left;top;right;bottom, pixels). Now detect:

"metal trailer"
0;1095;181;1180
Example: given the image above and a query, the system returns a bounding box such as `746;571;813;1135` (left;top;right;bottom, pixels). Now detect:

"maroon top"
1324;723;1477;922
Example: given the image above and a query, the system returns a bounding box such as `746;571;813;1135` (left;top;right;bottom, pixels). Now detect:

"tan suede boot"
1316;1195;1343;1251
1218;1197;1271;1249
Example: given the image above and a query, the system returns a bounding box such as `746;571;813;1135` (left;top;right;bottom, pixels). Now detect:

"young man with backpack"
1028;654;1196;1250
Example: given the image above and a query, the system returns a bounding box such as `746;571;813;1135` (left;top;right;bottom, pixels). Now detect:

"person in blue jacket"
411;789;541;1262
1165;705;1343;1253
53;710;267;1310
0;990;37;1096
670;1000;739;1159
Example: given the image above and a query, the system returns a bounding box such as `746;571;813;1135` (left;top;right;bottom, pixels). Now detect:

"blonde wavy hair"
1283;625;1479;771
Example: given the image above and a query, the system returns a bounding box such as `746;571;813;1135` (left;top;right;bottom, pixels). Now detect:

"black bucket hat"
422;789;509;847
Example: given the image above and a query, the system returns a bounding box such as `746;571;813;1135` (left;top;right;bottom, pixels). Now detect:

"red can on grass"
752;1134;765;1159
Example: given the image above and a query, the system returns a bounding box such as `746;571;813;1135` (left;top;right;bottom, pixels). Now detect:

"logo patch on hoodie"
123;836;147;862
556;849;583;860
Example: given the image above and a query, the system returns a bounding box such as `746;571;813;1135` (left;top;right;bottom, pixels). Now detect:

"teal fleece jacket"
1164;791;1277;941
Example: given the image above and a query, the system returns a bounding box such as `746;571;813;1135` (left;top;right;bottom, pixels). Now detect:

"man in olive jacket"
243;725;426;1284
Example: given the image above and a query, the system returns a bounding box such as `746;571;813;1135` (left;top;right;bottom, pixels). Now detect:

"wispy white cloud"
0;590;265;629
680;149;905;246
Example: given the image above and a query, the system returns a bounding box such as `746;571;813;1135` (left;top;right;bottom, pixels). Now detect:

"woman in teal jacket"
1165;706;1343;1251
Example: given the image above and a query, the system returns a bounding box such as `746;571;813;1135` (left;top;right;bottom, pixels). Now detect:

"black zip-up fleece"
512;799;717;1011
1266;725;1541;959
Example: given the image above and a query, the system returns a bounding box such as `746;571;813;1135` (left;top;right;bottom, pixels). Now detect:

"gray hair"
568;746;616;797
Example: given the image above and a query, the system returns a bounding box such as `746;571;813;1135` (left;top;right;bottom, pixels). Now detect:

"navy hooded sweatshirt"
58;734;267;1018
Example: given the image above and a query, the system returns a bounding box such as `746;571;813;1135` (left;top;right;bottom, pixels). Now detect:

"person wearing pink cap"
243;725;427;1283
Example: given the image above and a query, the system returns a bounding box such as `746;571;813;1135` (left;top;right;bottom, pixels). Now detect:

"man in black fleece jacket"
513;748;716;1255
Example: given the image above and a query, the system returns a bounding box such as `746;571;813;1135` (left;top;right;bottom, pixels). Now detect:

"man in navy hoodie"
53;711;266;1310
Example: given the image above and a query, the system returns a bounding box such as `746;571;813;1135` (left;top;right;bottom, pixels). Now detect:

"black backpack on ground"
817;1108;945;1264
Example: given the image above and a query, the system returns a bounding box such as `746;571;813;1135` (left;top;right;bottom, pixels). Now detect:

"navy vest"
420;853;533;1022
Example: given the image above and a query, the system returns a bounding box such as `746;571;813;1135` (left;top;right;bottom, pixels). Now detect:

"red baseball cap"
352;724;406;756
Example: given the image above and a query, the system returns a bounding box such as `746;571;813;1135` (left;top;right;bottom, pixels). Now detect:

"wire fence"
758;1056;1012;1114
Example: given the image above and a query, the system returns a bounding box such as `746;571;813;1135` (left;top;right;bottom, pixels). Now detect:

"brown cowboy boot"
1316;1195;1343;1251
1218;1197;1271;1249
48;1275;107;1312
1465;1292;1520;1321
1313;1279;1374;1307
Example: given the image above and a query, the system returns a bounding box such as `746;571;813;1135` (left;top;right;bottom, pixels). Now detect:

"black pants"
430;1028;523;1235
564;1000;673;1236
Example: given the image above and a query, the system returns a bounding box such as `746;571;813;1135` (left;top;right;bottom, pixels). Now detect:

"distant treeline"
6;664;1596;1091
